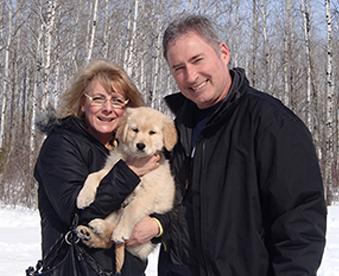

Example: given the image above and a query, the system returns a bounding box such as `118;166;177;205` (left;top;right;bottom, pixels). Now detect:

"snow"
0;206;338;276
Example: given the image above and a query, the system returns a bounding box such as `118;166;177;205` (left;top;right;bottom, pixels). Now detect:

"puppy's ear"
116;108;130;143
163;117;178;151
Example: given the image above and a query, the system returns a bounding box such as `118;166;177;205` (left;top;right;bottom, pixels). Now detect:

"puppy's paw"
76;225;92;241
76;187;96;209
76;224;113;249
88;218;108;235
112;224;131;243
77;173;101;209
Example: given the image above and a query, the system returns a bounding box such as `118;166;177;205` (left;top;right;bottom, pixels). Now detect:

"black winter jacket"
35;116;147;275
160;68;326;276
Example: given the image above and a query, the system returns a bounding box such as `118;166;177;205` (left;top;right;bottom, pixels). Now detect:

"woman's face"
81;79;127;147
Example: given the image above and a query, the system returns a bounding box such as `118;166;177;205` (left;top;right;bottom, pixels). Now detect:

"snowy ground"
0;206;338;276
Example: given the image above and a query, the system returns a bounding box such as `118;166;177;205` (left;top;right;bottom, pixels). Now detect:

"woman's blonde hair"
59;59;144;119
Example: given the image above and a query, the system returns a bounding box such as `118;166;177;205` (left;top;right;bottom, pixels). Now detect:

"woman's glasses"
84;93;129;109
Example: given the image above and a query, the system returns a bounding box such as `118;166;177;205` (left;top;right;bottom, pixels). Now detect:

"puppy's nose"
136;143;146;151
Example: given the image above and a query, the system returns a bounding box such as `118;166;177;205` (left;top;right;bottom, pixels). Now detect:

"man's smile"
192;80;208;91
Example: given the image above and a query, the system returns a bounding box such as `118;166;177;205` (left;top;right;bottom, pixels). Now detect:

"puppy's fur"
76;107;177;273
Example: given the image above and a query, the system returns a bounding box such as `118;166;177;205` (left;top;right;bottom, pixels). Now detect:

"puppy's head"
116;107;177;157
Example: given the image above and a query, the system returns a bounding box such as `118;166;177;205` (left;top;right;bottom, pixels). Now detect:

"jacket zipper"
192;140;210;275
200;141;211;275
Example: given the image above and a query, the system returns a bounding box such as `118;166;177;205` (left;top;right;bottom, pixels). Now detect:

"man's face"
167;32;232;109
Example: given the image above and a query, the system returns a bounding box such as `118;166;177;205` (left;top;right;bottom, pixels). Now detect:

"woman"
35;59;160;275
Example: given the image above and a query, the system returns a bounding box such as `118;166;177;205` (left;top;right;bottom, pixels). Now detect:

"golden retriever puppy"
76;107;177;273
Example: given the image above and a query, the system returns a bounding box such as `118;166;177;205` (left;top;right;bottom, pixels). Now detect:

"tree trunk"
0;0;13;148
42;0;58;108
251;0;258;87
124;0;139;77
87;0;98;63
325;0;334;205
260;0;269;92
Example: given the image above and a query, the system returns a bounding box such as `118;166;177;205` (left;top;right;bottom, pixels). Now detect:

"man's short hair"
163;14;221;60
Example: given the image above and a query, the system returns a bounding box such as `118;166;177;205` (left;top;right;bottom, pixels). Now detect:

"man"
158;14;326;276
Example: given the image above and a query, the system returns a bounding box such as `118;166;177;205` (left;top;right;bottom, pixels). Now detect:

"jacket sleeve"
256;114;326;275
150;212;171;243
35;132;139;226
80;160;140;224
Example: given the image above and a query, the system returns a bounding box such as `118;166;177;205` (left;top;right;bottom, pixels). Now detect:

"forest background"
0;0;338;208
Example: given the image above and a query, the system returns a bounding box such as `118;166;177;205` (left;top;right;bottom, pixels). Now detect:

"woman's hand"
126;152;161;177
125;216;160;248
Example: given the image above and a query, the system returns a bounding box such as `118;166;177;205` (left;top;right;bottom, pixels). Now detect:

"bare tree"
251;0;258;87
0;0;13;149
233;0;241;67
124;0;139;76
284;0;292;107
260;0;269;92
86;0;98;63
325;0;334;205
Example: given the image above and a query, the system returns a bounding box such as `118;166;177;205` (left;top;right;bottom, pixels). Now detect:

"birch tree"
300;0;315;131
70;0;82;72
102;0;110;59
325;0;334;205
283;0;293;107
150;0;164;108
124;0;139;77
260;0;269;92
251;0;258;87
300;0;311;128
0;0;12;148
41;0;58;108
30;2;45;154
233;0;241;67
86;0;98;63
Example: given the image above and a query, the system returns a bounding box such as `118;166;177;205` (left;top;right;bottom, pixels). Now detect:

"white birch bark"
124;0;138;77
42;0;57;108
260;0;271;92
299;0;319;152
188;0;192;12
87;0;99;63
30;4;44;153
71;0;82;72
152;0;163;109
137;0;146;94
85;1;93;58
234;0;240;67
284;0;292;106
300;0;312;128
0;1;5;49
0;0;12;148
53;43;60;108
103;0;110;58
252;0;258;87
325;0;334;205
227;1;233;55
260;0;269;92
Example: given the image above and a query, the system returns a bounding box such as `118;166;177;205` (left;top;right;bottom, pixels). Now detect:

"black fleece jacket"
159;68;326;276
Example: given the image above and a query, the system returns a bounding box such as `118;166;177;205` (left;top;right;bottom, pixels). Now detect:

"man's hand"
125;216;160;248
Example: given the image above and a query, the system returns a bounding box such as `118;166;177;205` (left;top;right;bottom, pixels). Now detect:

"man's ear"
220;42;230;65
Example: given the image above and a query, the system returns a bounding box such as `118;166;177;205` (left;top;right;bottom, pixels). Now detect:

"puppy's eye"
149;130;156;135
133;128;139;133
